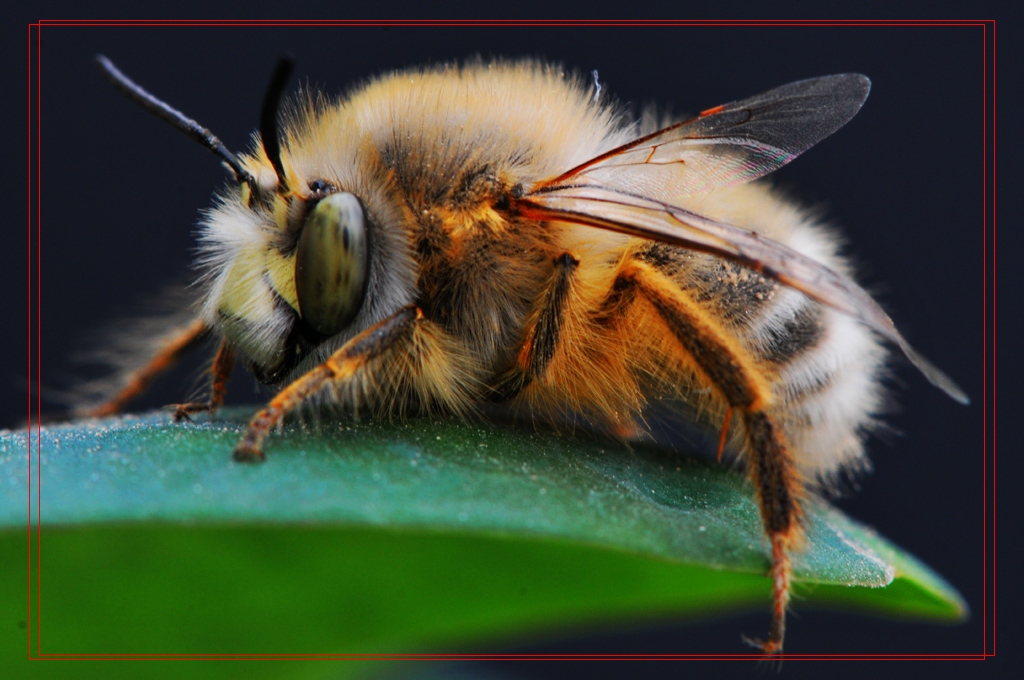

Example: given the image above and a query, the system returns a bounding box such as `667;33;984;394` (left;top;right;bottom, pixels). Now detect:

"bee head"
97;55;383;384
209;61;375;382
248;60;372;339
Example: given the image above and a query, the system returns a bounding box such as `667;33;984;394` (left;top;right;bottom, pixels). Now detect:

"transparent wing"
540;74;872;198
516;184;968;405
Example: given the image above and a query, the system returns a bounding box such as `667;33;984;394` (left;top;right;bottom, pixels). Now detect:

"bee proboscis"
89;55;967;654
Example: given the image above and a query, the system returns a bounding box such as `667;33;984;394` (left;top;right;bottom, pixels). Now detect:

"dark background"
6;16;1004;680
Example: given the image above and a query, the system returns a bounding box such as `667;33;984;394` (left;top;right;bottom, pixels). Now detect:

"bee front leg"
620;260;803;655
173;338;236;422
85;319;210;418
234;305;474;462
234;306;419;462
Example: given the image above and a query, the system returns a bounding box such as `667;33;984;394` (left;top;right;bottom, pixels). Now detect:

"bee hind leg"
739;410;802;655
619;260;803;655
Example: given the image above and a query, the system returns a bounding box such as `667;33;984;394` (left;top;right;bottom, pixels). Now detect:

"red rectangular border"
25;18;997;662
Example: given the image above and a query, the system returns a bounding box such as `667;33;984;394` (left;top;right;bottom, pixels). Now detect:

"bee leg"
493;252;579;400
173;339;236;422
717;406;733;462
85;319;209;418
234;305;466;462
621;260;802;655
233;307;421;462
738;410;801;655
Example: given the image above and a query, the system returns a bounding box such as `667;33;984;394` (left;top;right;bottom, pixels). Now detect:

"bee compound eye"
294;192;370;336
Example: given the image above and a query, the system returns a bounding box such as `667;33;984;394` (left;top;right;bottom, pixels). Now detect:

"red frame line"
24;17;996;663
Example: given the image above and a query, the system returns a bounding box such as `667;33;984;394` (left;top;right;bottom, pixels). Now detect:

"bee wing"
540;74;871;198
516;184;969;405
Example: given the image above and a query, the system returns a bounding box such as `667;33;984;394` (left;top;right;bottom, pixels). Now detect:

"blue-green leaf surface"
0;409;965;677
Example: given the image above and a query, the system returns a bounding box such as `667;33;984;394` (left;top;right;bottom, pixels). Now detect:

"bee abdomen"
756;299;826;367
641;242;886;483
770;305;884;481
751;290;887;482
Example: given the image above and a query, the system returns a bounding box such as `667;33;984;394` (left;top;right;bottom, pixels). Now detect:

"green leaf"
1;409;965;676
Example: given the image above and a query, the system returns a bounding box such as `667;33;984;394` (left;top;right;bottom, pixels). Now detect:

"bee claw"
742;634;782;655
172;407;193;423
171;402;211;423
233;444;267;463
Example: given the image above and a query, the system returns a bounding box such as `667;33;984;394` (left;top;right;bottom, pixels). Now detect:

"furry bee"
91;55;967;654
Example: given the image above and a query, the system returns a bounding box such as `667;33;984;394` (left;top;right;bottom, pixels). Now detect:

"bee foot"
742;634;782;655
171;402;213;423
233;444;267;463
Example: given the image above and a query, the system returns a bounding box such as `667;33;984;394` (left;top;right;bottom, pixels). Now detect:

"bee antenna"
95;55;256;187
259;54;296;194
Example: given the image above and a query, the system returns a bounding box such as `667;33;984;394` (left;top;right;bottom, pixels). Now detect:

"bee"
91;55;967;654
